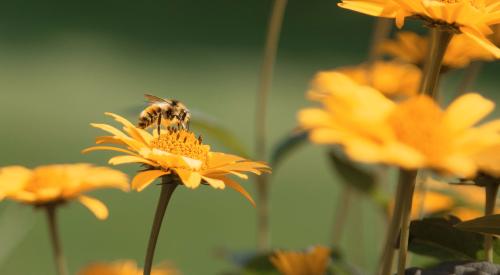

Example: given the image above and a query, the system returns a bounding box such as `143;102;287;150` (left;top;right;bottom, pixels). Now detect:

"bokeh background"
0;1;498;274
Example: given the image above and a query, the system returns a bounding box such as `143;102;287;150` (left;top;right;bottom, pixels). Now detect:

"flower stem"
456;61;483;96
367;18;392;63
484;180;499;262
419;27;453;97
378;170;417;275
396;171;418;275
143;177;178;275
45;204;68;275
255;0;287;251
331;185;353;244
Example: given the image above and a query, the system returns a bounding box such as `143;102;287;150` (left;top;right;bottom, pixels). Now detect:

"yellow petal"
105;112;152;144
78;195;109;220
443;93;494;133
108;155;157;166
461;26;500;58
0;166;32;195
216;176;255;207
175;169;202;189
201;176;226;189
82;146;139;156
131;170;169;191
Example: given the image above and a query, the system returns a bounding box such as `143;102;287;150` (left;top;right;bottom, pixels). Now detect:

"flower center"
387;96;451;162
150;130;210;167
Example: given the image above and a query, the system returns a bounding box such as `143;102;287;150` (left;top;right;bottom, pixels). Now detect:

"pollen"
387;95;451;162
150;130;210;167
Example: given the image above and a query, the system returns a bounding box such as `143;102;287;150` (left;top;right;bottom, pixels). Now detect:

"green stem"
456;61;483;96
367;18;392;63
255;0;287;251
396;171;418;275
143;177;178;275
45;205;68;275
419;27;453;97
378;170;417;275
331;185;353;244
484;181;499;262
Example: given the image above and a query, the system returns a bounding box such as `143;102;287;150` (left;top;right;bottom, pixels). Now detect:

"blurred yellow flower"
331;61;421;97
78;259;179;275
298;72;500;177
270;246;331;275
0;164;128;220
409;177;495;219
378;32;496;69
83;113;270;206
338;0;500;57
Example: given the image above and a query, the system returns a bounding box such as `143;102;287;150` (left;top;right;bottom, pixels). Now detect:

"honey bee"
138;94;191;135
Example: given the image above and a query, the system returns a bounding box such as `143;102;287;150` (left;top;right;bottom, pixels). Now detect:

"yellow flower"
338;0;500;57
270;246;331;275
325;61;421;97
78;259;179;275
83;113;270;206
378;31;496;69
408;177;489;218
298;72;500;177
0;164;128;219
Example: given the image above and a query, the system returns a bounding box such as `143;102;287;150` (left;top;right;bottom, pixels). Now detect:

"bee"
138;94;191;135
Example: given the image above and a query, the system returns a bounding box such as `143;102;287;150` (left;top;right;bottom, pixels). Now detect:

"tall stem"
396;171;418;275
419;27;453;97
331;185;353;244
456;61;483;96
143;177;178;275
255;0;287;251
367;18;392;64
378;170;417;275
484;181;499;262
45;205;68;275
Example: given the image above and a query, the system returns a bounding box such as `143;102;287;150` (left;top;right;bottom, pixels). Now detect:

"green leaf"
189;111;250;158
408;216;486;260
455;214;500;236
269;130;308;170
327;150;377;195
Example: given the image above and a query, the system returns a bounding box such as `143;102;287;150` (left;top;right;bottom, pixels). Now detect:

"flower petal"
108;155;158;167
131;170;169;191
82;146;139;156
201;176;225;189
78;195;109;220
443;93;495;133
215;176;255;207
174;169;202;189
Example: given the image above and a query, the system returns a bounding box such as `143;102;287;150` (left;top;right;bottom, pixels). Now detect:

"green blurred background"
0;1;498;274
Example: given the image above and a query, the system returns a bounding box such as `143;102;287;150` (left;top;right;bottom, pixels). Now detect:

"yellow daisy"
78;259;179;275
83;112;270;206
0;164;128;219
270;246;331;275
298;72;500;177
378;31;496;69
338;0;500;57
327;60;421;97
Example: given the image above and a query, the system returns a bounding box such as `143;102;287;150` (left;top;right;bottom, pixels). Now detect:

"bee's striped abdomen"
138;105;162;129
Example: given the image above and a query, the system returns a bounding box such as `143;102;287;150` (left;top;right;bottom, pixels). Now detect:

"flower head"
325;60;421;97
378;31;496;69
270;246;331;275
298;72;500;177
0;164;128;219
83;113;270;206
78;259;179;275
338;0;500;57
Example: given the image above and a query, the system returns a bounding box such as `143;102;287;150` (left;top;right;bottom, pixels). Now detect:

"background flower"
0;164;128;219
78;259;179;275
299;72;500;177
270;246;331;275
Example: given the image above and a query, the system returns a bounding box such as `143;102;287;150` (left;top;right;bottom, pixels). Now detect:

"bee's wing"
144;94;170;104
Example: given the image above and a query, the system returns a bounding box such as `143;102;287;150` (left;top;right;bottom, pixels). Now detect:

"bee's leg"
157;113;162;136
